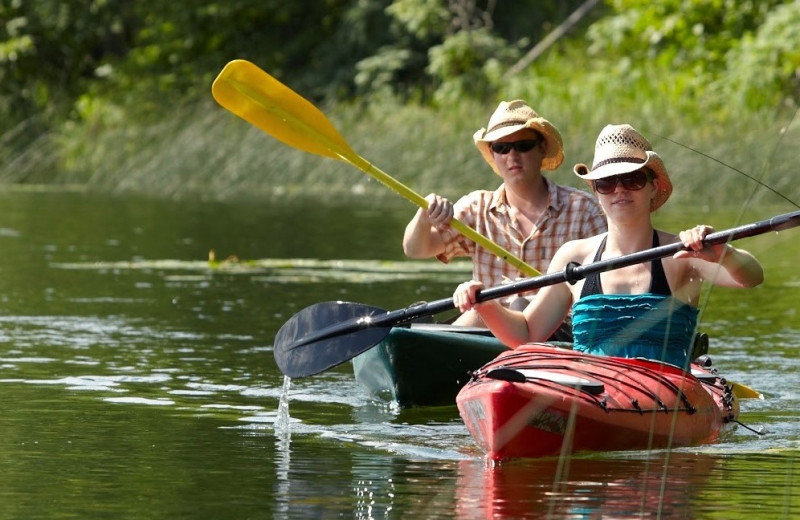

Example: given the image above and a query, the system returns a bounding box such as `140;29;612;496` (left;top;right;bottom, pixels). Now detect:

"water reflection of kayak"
457;343;738;460
454;451;721;519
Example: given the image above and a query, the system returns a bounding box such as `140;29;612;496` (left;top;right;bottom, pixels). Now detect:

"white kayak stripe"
514;369;605;394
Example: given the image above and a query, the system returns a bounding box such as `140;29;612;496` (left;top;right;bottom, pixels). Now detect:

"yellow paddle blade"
212;59;355;162
731;380;762;400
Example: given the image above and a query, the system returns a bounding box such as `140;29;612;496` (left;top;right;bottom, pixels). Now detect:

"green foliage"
2;0;800;209
292;0;398;100
587;0;788;107
355;47;418;97
721;2;800;110
350;0;434;99
98;1;359;117
0;1;365;128
386;0;449;40
0;0;135;126
427;28;521;105
0;0;607;133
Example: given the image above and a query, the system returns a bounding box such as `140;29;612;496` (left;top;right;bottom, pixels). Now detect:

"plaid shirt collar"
490;177;563;215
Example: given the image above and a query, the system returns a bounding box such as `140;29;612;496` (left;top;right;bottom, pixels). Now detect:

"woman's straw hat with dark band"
574;124;672;211
473;100;564;173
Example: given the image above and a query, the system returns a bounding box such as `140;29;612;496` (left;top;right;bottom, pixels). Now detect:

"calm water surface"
0;189;798;519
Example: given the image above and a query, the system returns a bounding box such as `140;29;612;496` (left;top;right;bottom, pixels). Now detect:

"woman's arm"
675;225;764;288
452;245;578;347
453;281;533;347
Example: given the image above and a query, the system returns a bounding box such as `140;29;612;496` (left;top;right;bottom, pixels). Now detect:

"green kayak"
349;323;758;408
351;323;509;407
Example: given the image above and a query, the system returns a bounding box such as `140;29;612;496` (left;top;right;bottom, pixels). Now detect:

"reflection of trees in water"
455;452;721;519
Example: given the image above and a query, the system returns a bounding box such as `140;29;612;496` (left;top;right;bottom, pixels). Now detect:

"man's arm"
402;193;453;258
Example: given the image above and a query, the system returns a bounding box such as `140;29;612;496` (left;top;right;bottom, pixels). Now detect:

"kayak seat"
691;332;709;362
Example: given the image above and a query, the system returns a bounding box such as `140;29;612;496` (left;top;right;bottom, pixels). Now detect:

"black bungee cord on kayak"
732;420;766;436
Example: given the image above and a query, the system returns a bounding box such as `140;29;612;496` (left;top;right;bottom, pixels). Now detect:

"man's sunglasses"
593;170;650;195
490;139;540;155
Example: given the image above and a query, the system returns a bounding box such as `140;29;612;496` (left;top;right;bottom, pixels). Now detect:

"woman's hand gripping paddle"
211;59;541;277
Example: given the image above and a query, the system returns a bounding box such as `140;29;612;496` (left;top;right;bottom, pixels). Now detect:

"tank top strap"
649;230;671;296
579;236;607;298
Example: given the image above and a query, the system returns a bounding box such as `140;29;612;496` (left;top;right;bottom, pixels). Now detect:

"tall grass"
2;56;799;215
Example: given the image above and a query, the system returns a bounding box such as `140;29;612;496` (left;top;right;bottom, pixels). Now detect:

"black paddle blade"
274;301;392;378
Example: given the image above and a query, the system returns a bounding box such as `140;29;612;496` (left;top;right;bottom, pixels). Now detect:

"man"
403;100;606;328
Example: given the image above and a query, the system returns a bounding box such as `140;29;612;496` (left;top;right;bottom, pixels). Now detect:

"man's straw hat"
473;100;564;174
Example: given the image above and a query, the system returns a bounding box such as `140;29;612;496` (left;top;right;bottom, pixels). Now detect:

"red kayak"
456;343;739;460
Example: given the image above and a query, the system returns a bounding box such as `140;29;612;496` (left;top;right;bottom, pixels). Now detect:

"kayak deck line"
474;351;715;414
477;359;717;414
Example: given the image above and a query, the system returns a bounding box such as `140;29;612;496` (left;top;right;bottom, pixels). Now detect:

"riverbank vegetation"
2;0;799;210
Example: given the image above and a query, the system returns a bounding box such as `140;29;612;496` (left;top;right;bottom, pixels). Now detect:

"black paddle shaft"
479;208;800;302
274;210;800;377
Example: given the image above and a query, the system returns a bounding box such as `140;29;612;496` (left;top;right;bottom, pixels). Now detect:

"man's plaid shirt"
436;179;607;306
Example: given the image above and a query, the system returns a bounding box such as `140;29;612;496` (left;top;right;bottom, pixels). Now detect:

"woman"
452;124;764;369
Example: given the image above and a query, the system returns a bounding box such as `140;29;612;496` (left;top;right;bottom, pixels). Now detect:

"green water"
0;189;797;519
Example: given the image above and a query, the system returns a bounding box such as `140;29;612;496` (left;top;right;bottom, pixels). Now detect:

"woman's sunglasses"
593;170;650;195
490;139;540;155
